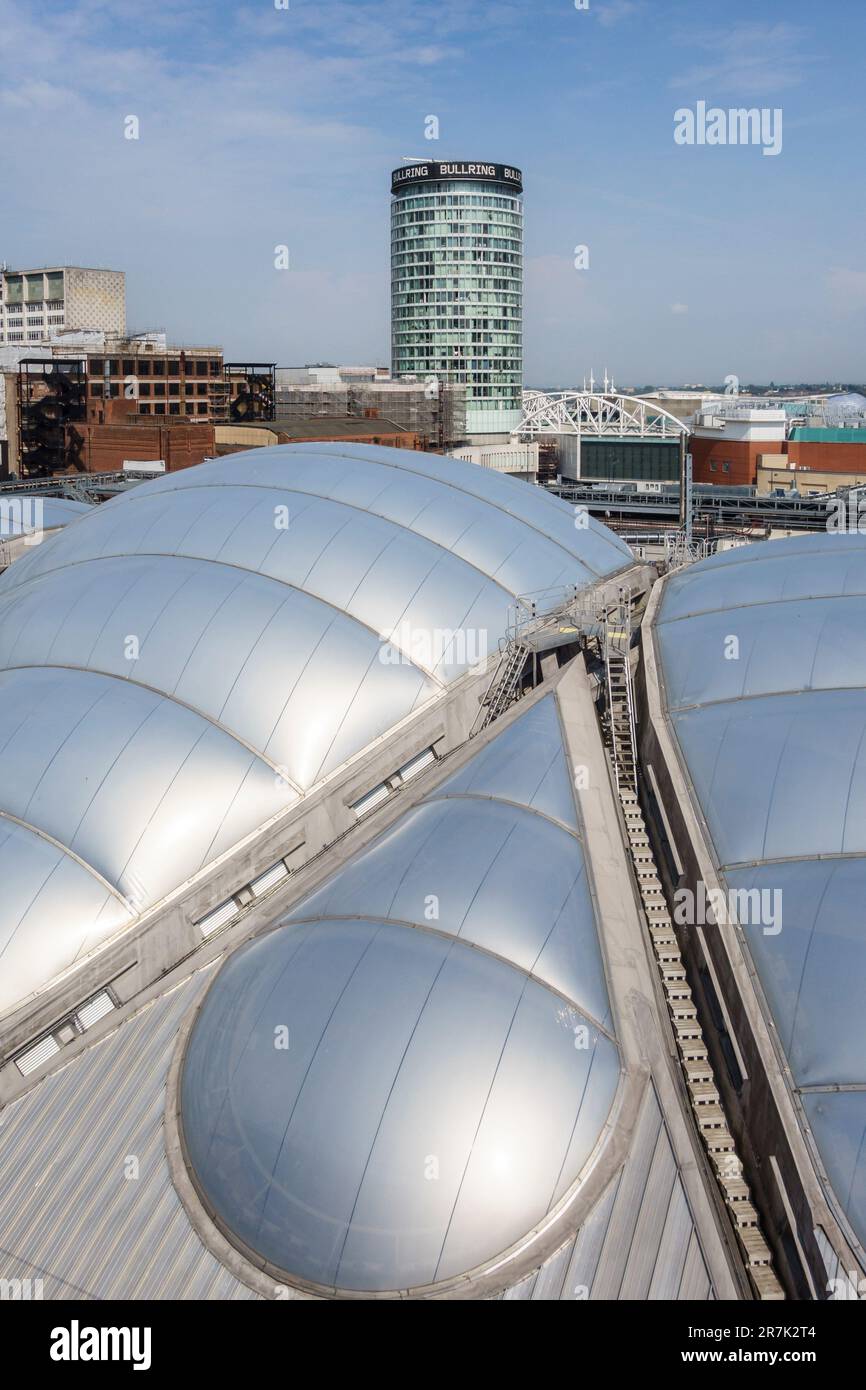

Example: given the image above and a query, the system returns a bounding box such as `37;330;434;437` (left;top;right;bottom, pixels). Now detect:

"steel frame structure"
16;358;87;478
514;390;690;440
224;362;277;423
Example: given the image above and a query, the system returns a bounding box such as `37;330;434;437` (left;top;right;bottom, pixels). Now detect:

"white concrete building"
450;439;538;480
0;265;125;346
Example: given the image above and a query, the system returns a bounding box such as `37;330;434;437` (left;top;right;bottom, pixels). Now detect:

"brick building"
689;405;787;486
85;338;226;423
67;418;215;474
786;427;866;473
690;408;866;488
215;416;420;455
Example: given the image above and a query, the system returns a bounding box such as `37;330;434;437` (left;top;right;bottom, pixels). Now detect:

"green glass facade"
580;439;681;481
391;164;523;437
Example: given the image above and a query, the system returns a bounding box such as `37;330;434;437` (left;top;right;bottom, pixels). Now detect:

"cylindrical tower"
390;161;523;441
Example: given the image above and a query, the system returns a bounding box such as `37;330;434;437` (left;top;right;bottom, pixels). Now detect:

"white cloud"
670;22;812;98
671;303;689;315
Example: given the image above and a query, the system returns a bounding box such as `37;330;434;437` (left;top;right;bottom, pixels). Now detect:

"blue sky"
1;0;863;385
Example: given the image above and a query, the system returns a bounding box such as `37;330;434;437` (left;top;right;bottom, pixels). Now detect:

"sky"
0;0;863;386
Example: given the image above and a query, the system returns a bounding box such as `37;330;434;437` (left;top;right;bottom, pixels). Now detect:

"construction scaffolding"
274;381;467;449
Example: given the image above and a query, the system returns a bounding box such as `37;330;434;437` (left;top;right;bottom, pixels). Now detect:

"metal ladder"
600;651;785;1300
605;646;638;793
472;639;531;735
473;584;640;741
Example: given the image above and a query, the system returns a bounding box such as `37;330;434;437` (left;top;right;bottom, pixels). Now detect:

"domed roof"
0;494;91;538
180;697;620;1294
825;392;866;416
0;445;630;1017
656;534;866;1248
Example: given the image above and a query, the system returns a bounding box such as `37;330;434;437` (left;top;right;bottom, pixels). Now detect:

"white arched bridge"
514;389;691;440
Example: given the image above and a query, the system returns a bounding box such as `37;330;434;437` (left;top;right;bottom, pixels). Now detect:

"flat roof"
391;161;522;194
1;265;124;276
790;427;866;442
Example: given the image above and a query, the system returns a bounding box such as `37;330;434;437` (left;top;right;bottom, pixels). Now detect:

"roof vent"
14;989;117;1077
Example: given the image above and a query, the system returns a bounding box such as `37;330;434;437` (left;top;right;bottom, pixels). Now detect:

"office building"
390;161;523;440
0;265;125;344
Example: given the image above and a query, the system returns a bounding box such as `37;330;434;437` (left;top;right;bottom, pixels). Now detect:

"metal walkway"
0;471;156;502
472;584;635;737
547;481;837;533
599;633;785;1301
604;642;637;793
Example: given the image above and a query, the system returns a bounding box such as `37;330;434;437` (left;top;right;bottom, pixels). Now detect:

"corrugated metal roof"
789;428;866;442
0;960;715;1302
498;1084;716;1300
0;965;260;1301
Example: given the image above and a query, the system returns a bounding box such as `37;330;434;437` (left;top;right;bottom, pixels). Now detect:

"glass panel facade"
581;440;680;481
391;176;523;434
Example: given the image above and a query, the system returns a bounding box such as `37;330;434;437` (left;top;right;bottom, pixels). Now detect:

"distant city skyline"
2;0;863;382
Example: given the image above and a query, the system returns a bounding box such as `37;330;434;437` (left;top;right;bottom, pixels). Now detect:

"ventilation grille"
250;861;290;898
352;746;439;818
396;748;436;783
352;783;391;818
195;849;303;939
197;898;242;939
14;989;118;1077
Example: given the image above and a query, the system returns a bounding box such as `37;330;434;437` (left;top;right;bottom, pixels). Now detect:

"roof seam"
0;551;447;688
250;926;386;1252
333;939;458;1285
279;913;617;1039
0;808;133;908
89;463;623;580
0;662;304;793
722;850;866;870
431;974;531;1282
6;483;569;608
670;684;866;715
420;790;582;841
659;588;866;628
